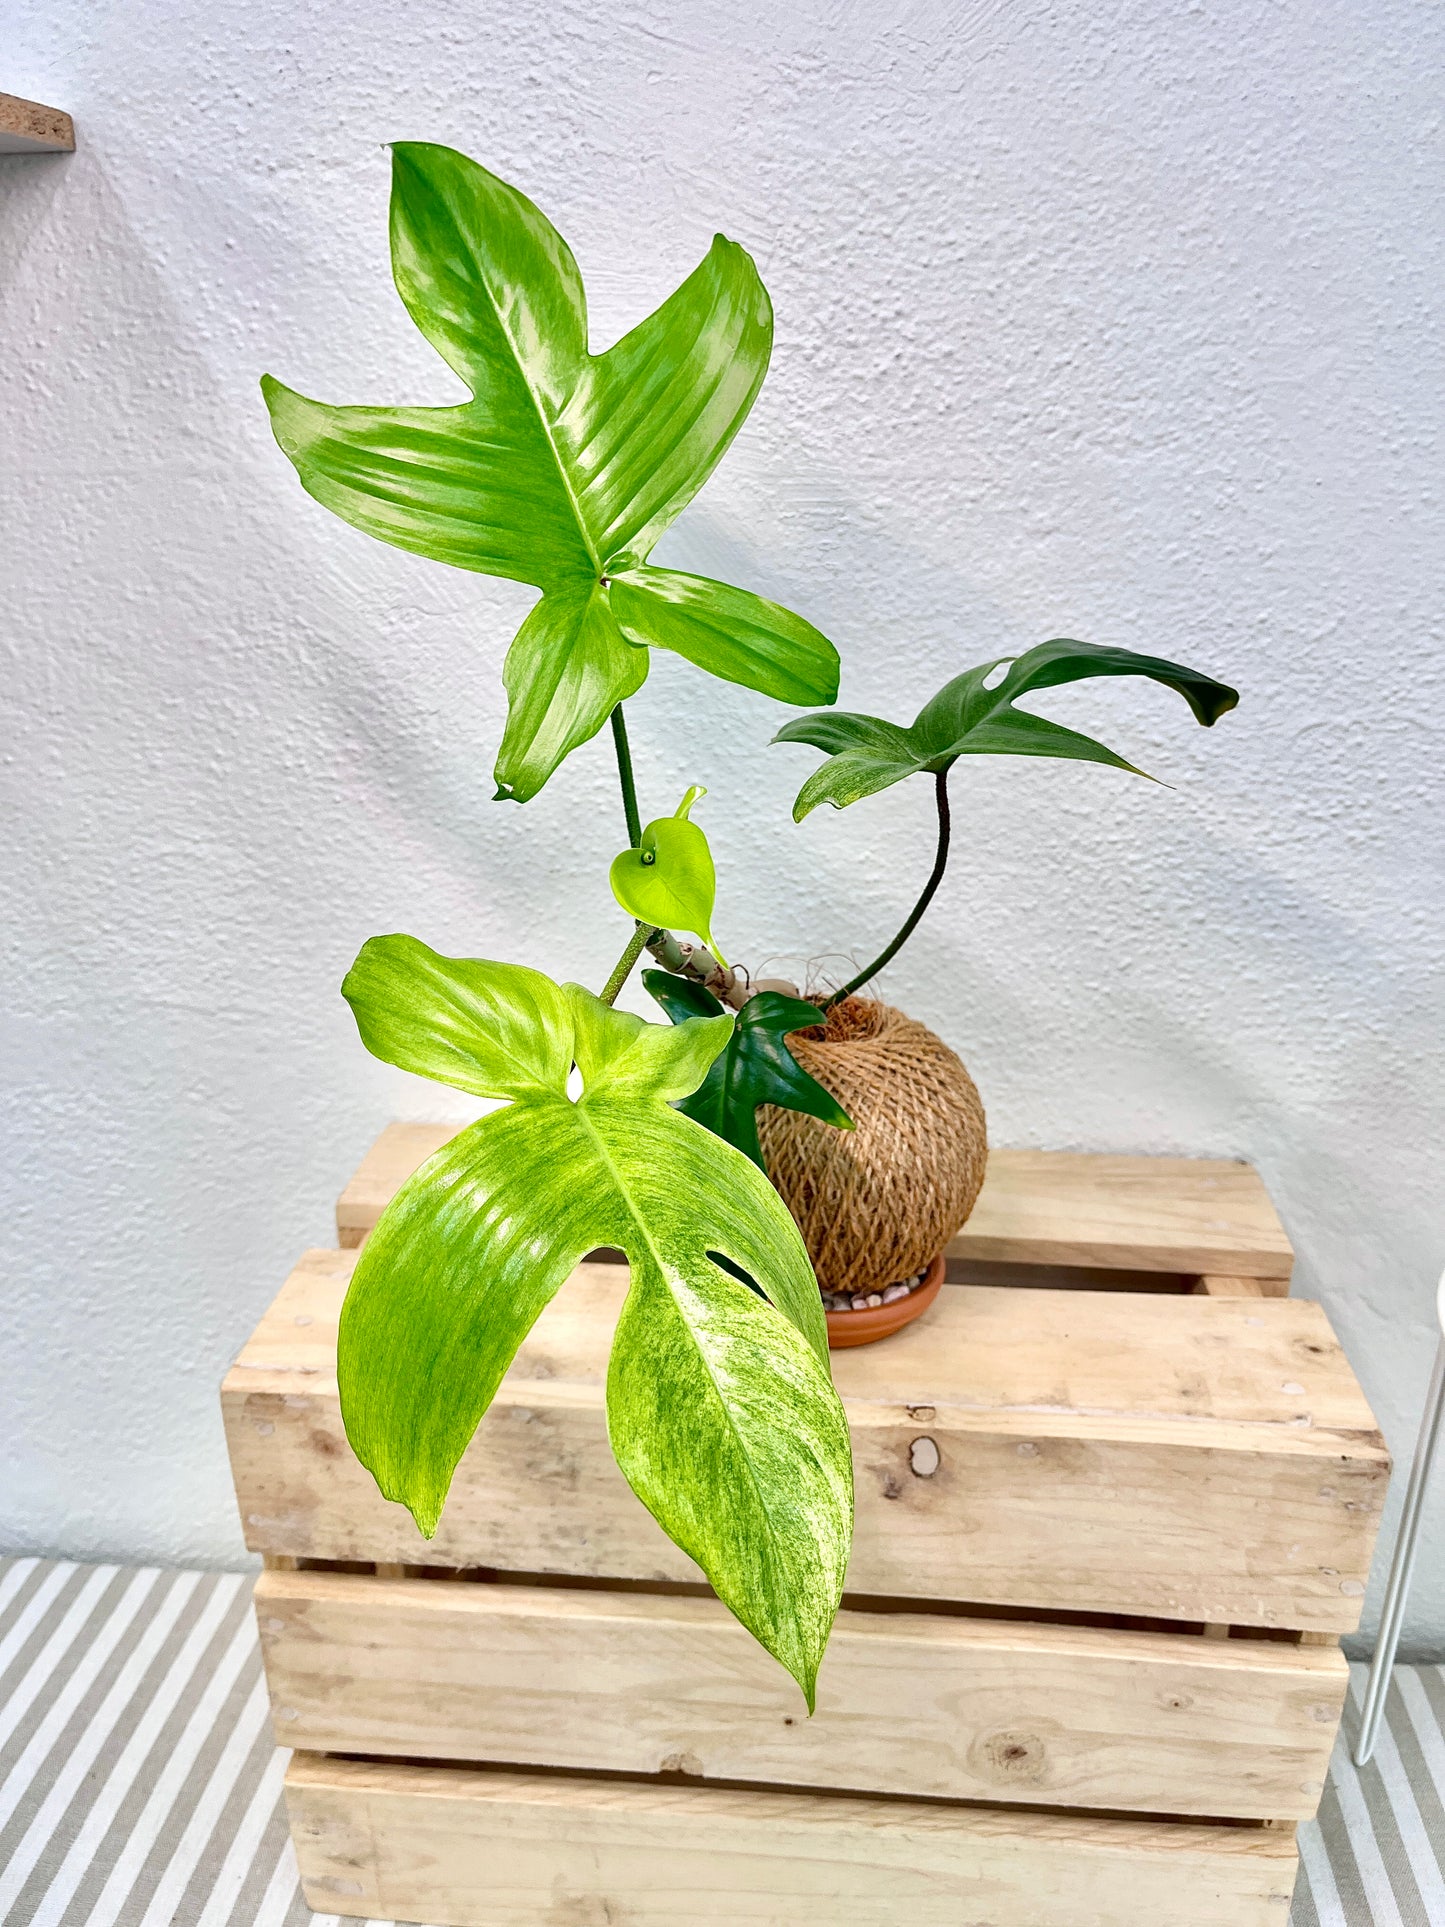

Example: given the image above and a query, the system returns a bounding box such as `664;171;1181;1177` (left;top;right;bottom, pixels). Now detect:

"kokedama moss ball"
757;998;988;1299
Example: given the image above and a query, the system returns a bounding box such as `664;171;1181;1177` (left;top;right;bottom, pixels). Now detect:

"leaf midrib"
909;693;1008;768
479;279;601;579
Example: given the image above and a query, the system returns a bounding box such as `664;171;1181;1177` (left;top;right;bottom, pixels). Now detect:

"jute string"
757;998;988;1298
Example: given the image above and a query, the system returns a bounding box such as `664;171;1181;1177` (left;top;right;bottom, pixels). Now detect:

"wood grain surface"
225;1249;1385;1630
335;1125;1295;1277
256;1566;1345;1820
284;1751;1300;1927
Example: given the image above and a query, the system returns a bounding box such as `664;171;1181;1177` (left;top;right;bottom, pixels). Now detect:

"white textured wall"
4;1;1442;1649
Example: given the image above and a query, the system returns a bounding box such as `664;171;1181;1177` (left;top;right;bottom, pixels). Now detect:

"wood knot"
972;1728;1051;1785
909;1437;940;1477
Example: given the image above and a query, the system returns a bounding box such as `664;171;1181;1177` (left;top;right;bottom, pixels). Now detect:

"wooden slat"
225;1250;1386;1631
1196;1274;1291;1298
256;1567;1345;1821
285;1752;1299;1927
955;1150;1294;1276
0;92;74;154
336;1126;1295;1278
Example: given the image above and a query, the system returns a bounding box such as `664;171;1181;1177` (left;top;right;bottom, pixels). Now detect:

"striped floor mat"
1;1556;1439;1926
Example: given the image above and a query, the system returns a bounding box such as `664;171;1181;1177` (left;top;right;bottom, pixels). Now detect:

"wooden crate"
226;1131;1388;1927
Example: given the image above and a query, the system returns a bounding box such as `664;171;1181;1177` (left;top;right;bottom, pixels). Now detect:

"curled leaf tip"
674;784;707;819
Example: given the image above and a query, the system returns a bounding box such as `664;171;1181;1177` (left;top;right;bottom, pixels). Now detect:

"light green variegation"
775;638;1240;820
338;934;853;1705
262;143;839;803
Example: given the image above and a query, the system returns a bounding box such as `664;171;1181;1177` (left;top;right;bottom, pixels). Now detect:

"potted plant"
262;142;1236;1702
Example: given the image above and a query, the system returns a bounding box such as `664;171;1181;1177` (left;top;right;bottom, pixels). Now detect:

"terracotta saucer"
824;1251;946;1350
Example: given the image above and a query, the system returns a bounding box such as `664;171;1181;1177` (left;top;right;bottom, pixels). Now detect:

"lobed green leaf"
342;936;574;1099
645;973;852;1168
776;638;1238;818
494;584;648;803
610;566;839;709
264;144;838;801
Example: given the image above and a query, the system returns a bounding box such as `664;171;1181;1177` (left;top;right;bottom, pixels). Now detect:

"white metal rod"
1355;1331;1445;1765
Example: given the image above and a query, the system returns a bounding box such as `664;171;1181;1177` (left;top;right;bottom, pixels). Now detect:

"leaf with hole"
774;638;1239;819
338;934;852;1704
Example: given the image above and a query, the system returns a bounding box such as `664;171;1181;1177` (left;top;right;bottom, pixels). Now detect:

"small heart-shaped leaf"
610;786;726;963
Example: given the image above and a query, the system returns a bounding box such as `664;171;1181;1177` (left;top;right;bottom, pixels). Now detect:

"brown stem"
644;928;750;1008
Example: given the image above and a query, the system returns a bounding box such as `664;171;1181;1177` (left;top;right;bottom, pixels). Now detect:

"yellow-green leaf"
263;144;839;801
338;935;851;1703
609;786;727;963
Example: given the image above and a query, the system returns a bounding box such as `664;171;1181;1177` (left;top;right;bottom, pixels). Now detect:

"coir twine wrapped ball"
756;998;988;1300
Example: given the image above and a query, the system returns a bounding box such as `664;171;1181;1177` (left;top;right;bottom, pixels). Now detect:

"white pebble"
865;1293;883;1308
882;1283;910;1304
851;1294;871;1310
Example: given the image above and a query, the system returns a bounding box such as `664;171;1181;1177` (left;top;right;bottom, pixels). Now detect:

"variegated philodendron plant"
264;142;1238;1703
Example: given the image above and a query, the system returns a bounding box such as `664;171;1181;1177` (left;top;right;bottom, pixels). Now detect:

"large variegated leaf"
263;144;839;802
775;639;1239;819
339;935;852;1704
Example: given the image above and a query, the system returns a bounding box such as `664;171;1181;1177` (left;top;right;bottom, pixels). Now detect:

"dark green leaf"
642;970;728;1024
264;144;839;800
644;973;853;1168
775;638;1239;819
339;935;851;1702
